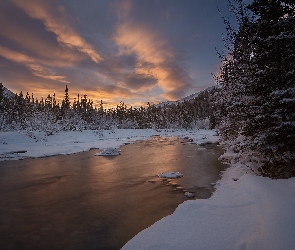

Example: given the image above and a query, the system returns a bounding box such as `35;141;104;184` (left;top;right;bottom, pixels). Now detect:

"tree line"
0;82;215;133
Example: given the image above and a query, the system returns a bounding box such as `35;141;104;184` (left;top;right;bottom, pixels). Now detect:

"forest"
0;82;215;132
214;0;295;178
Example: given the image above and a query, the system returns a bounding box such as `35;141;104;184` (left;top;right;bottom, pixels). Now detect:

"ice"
95;147;120;156
0;129;218;161
158;172;183;179
184;192;195;198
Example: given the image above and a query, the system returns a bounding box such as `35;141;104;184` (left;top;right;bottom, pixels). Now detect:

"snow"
250;51;255;60
123;166;295;250
159;172;183;179
1;128;294;249
0;129;218;161
184;192;195;198
156;86;215;107
94;147;121;156
3;86;16;99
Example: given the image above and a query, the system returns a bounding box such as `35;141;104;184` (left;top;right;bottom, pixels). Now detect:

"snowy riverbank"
1;129;294;249
123;166;295;249
0;129;218;161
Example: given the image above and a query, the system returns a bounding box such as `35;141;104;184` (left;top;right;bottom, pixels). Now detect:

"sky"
0;0;239;108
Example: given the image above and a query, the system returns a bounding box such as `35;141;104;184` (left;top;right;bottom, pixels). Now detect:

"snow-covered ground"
0;129;217;160
1;129;294;249
123;166;295;249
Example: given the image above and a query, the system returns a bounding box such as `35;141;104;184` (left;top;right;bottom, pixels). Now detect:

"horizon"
2;82;213;109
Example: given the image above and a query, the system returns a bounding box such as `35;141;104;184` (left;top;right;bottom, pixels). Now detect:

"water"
0;136;226;249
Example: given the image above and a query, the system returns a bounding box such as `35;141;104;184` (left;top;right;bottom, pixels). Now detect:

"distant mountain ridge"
156;85;217;107
2;86;16;99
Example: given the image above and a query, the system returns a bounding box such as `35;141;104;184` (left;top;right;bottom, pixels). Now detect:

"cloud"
12;0;103;63
113;0;193;100
123;73;157;90
0;0;203;107
64;82;136;109
0;45;69;83
0;14;83;67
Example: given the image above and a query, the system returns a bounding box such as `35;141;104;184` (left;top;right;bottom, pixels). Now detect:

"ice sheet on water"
95;147;121;156
158;172;183;179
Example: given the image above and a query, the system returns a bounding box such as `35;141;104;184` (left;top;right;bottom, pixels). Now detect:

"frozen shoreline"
120;131;295;249
0;129;218;161
123;170;295;250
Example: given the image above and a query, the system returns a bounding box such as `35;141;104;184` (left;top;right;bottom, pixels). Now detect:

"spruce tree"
62;85;70;109
61;85;70;119
217;0;295;178
244;0;295;177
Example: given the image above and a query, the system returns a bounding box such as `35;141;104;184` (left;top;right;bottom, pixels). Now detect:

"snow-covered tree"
217;0;295;178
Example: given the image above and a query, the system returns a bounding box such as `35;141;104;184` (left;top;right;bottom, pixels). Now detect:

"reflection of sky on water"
0;137;226;249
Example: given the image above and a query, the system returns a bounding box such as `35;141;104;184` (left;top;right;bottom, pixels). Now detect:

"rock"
184;192;195;198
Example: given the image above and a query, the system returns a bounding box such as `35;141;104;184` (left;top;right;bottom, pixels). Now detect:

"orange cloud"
12;0;103;63
0;45;69;83
113;1;192;100
0;15;83;67
114;22;173;64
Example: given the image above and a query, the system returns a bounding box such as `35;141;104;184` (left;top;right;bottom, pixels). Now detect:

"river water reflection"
0;136;226;249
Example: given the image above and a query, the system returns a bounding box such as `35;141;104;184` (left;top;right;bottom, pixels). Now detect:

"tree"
0;82;4;102
244;0;295;178
216;0;295;178
61;85;71;121
61;85;70;110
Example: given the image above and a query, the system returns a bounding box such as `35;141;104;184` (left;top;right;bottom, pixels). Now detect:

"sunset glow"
0;0;232;107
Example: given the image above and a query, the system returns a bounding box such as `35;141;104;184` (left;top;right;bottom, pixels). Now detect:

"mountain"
155;86;217;107
3;86;16;99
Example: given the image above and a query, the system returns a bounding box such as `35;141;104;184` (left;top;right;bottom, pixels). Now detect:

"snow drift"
123;169;295;250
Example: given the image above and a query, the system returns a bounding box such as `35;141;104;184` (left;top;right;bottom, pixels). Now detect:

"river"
0;136;226;249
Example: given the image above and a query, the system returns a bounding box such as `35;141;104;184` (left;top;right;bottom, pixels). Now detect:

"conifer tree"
62;85;70;110
61;85;70;120
217;0;295;178
0;82;4;102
